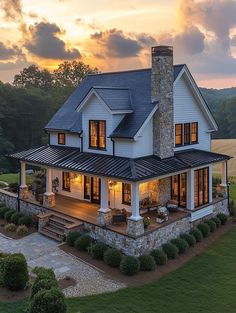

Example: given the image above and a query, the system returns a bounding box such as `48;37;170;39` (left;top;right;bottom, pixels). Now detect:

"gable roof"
45;65;184;137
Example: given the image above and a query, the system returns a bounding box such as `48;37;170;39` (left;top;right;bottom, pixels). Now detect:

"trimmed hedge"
217;213;228;225
16;225;29;236
0;206;10;219
4;223;17;232
139;255;156;271
189;228;203;242
211;217;221;228
18;215;33;227
74;235;91;251
31;278;58;299
205;219;217;232
33;267;56;283
89;242;107;260
150;249;167;266
4;210;16;223
162;243;179;259
120;256;140;276
11;212;24;225
66;231;81;247
171;238;189;254
104;248;122;267
180;233;196;247
197;223;210;238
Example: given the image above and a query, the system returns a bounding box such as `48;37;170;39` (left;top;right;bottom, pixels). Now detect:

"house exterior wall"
174;75;211;152
50;132;81;148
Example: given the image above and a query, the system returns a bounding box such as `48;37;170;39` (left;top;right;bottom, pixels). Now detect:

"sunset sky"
0;0;236;88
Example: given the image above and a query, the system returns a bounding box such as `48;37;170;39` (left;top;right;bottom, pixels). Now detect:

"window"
58;133;65;145
194;167;209;207
175;124;183;147
62;172;70;191
191;122;198;144
184;123;190;145
89;120;106;149
171;173;187;208
84;176;90;200
122;183;131;205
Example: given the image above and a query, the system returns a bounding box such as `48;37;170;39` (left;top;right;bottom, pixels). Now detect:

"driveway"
0;233;125;297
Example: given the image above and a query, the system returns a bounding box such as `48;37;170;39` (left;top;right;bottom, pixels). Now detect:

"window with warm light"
184;123;190;145
191;122;198;144
58;133;65;145
194;167;209;207
62;172;70;191
122;183;131;205
175;124;183;147
171;173;187;207
89;120;106;149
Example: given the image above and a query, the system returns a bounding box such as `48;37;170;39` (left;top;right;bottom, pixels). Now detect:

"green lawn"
230;184;236;202
1;226;236;313
0;173;34;185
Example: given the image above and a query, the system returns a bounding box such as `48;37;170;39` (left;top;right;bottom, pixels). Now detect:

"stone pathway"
0;233;126;297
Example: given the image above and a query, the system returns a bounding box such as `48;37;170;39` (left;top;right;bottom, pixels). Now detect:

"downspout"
80;130;83;152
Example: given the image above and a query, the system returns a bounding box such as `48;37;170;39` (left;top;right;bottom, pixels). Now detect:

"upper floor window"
175;122;198;147
175;124;183;146
58;133;65;145
184;123;190;145
191;122;198;144
89;120;106;150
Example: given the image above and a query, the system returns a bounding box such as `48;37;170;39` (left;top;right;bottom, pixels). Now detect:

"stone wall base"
126;218;144;237
43;193;55;208
19;186;29;200
97;210;112;226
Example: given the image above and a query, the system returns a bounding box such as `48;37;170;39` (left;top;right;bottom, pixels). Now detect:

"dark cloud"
24;22;81;60
0;0;22;21
0;42;22;60
136;34;157;47
174;26;205;55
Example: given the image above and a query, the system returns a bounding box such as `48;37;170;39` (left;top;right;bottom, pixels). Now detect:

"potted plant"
143;217;151;229
156;212;167;224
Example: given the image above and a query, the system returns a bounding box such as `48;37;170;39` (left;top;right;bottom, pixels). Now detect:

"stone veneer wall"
158;177;171;206
212;198;229;216
0;189;18;210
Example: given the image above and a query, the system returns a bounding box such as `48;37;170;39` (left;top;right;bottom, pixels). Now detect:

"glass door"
62;172;71;191
84;176;90;200
91;177;101;204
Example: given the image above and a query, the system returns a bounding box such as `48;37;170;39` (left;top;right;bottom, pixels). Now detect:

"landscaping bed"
0;219;36;239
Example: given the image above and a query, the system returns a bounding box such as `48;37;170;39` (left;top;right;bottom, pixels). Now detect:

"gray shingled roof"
45;65;185;138
9;145;230;182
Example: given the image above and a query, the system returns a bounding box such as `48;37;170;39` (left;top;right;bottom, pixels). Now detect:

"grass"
0;173;34;185
230;184;236;202
212;139;236;176
1;226;236;313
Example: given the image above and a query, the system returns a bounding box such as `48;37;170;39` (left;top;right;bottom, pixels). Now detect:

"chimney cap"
152;46;173;57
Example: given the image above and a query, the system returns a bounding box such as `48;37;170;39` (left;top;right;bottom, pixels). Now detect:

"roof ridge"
93;86;129;90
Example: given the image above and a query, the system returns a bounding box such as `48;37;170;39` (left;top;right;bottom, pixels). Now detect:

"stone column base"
220;184;228;197
19;185;29;200
97;209;112;226
43;193;55;208
126;217;144;237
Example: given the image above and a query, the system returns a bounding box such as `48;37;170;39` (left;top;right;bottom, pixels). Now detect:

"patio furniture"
166;200;178;212
112;209;127;225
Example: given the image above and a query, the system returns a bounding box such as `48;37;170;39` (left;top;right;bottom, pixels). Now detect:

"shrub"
120;256;140;276
205;219;217;232
217;213;228;225
74;235;91;251
4;209;16;222
33;267;56;283
66;231;81;247
139;255;156;271
89;242;107;260
16;225;29;236
189;228;203;242
31;278;58;299
18;215;33;227
0;206;10;219
197;223;210;238
180;233;196;247
211;217;221;228
30;288;67;313
4;223;17;232
230;200;236;216
171;238;189;254
0;253;9;287
3;253;29;290
150;249;167;266
162;243;179;259
104;248;122;267
11;212;24;225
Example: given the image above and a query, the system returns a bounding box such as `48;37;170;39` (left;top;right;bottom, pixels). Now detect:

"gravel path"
0;233;126;297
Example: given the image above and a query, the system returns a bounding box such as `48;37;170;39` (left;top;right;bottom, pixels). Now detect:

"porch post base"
19;185;29;200
220;184;228;197
97;209;112;226
126;217;144;237
43;192;55;208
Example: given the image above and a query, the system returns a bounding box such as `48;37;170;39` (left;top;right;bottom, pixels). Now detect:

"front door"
91;177;101;204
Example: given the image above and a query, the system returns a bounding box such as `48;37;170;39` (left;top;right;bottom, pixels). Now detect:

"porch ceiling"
9;145;230;182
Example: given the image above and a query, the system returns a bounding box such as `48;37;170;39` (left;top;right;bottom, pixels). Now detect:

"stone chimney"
151;46;174;159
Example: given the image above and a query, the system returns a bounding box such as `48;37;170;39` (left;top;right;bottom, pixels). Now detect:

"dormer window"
58;133;65;145
89;120;106;150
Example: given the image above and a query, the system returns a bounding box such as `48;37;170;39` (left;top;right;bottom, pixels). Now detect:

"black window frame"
58;133;66;145
122;183;131;206
184;123;191;145
175;124;183;147
171;173;187;208
62;171;70;192
89;120;106;150
191;122;198;144
194;167;209;208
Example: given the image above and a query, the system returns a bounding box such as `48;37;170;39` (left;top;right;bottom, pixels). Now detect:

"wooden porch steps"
38;212;83;242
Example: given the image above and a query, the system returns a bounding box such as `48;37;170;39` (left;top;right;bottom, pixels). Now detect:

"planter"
156;216;168;224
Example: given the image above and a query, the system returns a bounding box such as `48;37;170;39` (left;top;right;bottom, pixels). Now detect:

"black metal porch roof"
9;145;231;182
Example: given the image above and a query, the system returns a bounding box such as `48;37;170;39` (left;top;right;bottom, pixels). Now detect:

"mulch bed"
0;219;36;239
60;219;234;286
58;276;77;289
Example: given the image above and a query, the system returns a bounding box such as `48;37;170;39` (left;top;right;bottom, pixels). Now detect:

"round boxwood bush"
162;243;179;259
16;225;29;236
30;288;67;313
120;256;140;276
205;219;217;232
31;278;58;299
150;249;167;266
189;228;203;242
4;210;16;222
217;213;228;225
4;223;17;232
18;215;33;227
33;267;56;283
0;206;10;219
180;233;196;247
3;253;29;290
211;217;221;228
74;235;91;251
197;222;210;238
104;248;122;267
11;212;24;225
66;231;81;247
89;242;107;260
171;238;189;254
139;255;156;271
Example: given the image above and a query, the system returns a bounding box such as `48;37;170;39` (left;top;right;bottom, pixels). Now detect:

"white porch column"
19;161;29;200
97;177;112;226
220;161;227;187
187;169;195;210
209;165;213;203
126;182;144;236
43;167;55;208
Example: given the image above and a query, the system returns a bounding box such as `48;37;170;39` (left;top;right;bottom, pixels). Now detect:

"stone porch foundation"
19;185;29;200
43;193;55;208
97;209;112;226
